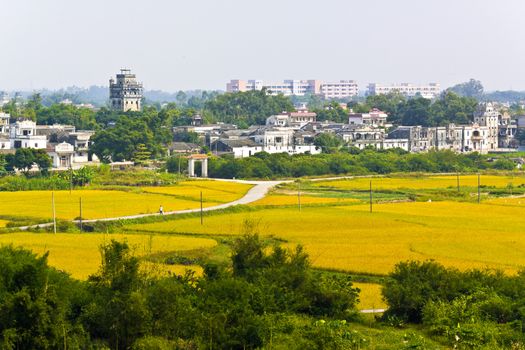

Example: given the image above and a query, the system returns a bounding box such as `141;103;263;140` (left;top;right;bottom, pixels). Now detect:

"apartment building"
367;83;441;99
226;79;358;98
319;80;358;98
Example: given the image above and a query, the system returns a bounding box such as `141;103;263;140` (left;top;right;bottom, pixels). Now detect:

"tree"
91;116;159;162
313;133;343;153
133;144;152;166
10;148;35;173
72;166;95;186
204;89;294;126
84;240;150;349
175;91;187;105
0;246;89;348
447;79;484;99
33;149;52;174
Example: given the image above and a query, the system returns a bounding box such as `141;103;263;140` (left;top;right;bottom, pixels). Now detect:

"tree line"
206;149;516;179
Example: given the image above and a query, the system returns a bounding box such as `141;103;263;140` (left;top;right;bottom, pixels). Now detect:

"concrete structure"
0;113;10;134
266;109;317;128
473;102;499;151
253;127;321;155
187;154;208;177
109;69;143;112
226;79;359;98
289;109;317;127
319;81;359;98
49;142;75;168
348;108;389;128
69;131;96;163
339;126;384;149
212;139;263;158
387;123;494;154
367;83;441;99
10;120;47;149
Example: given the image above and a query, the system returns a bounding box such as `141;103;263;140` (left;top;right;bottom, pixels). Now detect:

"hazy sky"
1;0;525;92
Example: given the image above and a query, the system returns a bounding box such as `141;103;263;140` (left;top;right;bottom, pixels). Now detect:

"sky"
1;0;525;92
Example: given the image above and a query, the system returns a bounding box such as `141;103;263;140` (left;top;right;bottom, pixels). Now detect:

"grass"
0;232;217;279
0;180;252;224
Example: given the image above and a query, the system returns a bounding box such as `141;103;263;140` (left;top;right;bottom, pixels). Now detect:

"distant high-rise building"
226;79;358;98
367;83;440;99
109;69;143;112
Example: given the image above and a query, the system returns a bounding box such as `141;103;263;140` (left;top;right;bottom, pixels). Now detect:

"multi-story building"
338;125;384;150
367;83;441;99
319;81;359;99
348;108;389;128
109;69;143;112
252;127;320;155
226;79;358;98
0;113;10;134
10;120;47;149
266;109;317;128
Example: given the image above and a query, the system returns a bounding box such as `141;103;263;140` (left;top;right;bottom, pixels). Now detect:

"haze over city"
2;0;525;92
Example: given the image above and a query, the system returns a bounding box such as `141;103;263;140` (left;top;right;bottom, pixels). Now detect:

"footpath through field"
18;179;289;230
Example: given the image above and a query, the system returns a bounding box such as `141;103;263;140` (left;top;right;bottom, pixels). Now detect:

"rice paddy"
0;180;252;223
0;232;216;279
354;282;386;310
127;176;525;275
4;173;525;310
313;174;525;191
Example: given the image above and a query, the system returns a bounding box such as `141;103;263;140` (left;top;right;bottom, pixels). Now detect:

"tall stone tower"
109;69;143;112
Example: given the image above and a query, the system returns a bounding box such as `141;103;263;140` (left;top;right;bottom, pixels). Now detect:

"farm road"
18;179;288;229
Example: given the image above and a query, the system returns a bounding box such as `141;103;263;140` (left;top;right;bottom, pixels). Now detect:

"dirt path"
17;179;288;230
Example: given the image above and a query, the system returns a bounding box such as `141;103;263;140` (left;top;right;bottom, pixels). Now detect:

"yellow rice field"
249;194;360;206
313;174;525;191
354;283;386;310
142;180;252;203
0;232;217;279
127;200;525;275
0;180;251;222
140;261;204;278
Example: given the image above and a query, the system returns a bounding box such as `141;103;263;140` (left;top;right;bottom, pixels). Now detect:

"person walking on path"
159;205;164;215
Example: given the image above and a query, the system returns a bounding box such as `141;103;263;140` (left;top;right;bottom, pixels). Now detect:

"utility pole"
200;191;203;225
478;173;481;204
369;180;373;213
298;182;301;212
69;165;73;194
178;155;181;174
79;197;83;232
52;192;57;234
456;172;460;192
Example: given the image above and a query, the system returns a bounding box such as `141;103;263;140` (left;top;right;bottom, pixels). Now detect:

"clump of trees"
318;91;478;126
1;148;52;174
383;260;525;348
204;89;294;127
206;149;514;179
0;235;360;349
